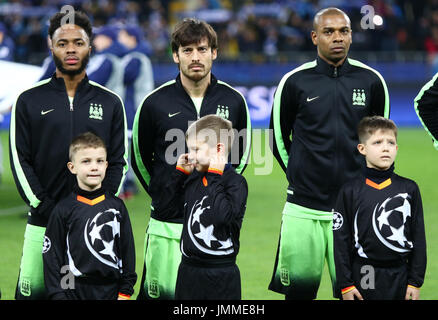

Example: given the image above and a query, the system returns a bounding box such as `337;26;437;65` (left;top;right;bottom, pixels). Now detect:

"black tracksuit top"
43;185;137;300
131;74;251;223
9;75;128;221
414;73;438;149
334;165;427;290
270;56;390;212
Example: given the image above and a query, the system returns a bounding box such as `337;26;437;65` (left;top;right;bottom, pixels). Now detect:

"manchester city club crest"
187;196;234;255
352;88;366;106
84;208;122;269
216;105;230;120
372;193;413;253
89;103;103;120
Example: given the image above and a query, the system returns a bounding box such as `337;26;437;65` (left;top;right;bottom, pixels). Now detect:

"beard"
53;52;90;76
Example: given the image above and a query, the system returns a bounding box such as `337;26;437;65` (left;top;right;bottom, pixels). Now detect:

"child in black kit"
162;115;248;300
334;116;426;300
43;132;137;300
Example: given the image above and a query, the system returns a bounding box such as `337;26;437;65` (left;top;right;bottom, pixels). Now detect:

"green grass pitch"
0;128;436;300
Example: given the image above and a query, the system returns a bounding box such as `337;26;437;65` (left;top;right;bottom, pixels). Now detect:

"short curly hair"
48;10;92;41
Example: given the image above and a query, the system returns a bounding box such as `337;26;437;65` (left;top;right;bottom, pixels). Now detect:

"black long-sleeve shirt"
414;74;438;150
43;185;136;300
334;165;427;290
161;165;248;264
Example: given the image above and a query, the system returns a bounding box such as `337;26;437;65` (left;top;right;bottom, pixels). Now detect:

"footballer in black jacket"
131;18;251;300
9;11;127;300
414;73;438;150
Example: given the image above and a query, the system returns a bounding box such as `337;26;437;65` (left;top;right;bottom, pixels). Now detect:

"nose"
333;30;344;42
66;42;76;53
192;49;200;61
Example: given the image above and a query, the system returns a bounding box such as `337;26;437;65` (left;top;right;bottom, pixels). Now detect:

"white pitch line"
0;205;29;216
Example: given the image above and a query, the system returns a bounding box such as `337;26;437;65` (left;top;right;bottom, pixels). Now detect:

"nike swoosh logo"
41;109;55;115
306;96;319;102
168;112;181;118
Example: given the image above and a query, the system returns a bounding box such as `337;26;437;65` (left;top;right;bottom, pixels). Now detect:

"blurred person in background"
87;24;126;98
0;22;15;61
118;24;154;199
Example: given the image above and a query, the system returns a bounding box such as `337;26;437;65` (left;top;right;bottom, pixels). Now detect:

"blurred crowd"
0;0;437;65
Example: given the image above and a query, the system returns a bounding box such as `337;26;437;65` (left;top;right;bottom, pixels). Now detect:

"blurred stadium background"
0;0;437;300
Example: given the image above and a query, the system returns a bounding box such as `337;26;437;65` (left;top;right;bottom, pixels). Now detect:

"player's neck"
56;70;86;97
181;73;211;98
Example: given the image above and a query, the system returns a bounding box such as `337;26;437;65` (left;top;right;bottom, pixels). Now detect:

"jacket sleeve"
102;96;128;196
370;70;390;118
154;167;188;221
131;97;155;195
414;74;438;150
407;183;427;288
118;201;137;298
333;184;356;291
231;91;252;175
9;92;56;217
204;170;248;231
43;204;69;300
269;74;298;173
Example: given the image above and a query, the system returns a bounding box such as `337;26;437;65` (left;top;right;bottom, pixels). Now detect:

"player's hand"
209;143;227;173
342;288;364;300
405;286;420;300
177;153;194;174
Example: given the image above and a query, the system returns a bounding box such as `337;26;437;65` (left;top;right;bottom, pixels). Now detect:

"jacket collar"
315;55;351;78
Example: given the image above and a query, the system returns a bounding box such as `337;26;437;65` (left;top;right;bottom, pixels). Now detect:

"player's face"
68;147;108;191
173;37;217;83
51;24;91;76
186;136;214;172
311;14;352;66
358;129;398;171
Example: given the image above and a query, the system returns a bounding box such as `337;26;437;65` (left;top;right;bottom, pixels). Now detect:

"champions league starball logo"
372;193;413;253
187;195;234;255
84;208;123;270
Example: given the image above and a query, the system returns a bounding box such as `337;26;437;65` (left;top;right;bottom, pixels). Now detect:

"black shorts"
351;258;408;300
175;258;241;300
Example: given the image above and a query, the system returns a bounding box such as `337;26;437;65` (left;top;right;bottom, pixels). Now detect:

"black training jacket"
334;165;427;290
131;73;251;223
270;56;390;212
9;75;128;223
43;185;137;300
414;73;438;150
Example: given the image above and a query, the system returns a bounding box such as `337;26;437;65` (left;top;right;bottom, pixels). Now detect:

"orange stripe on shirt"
365;178;392;190
76;194;105;206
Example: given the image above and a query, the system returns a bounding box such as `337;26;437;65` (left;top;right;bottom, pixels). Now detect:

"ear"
357;143;366;156
311;30;317;46
212;48;218;61
173;51;180;64
67;161;76;174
